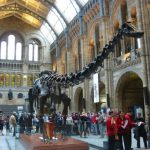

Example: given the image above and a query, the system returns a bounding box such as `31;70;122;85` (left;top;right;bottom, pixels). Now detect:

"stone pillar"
66;51;71;73
80;36;85;67
136;0;150;114
104;59;110;108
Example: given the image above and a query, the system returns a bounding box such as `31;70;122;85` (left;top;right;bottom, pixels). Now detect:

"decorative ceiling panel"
0;0;52;28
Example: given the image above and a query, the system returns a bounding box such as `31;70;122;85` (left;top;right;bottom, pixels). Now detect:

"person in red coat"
91;113;98;135
124;110;135;150
106;111;118;150
116;111;129;150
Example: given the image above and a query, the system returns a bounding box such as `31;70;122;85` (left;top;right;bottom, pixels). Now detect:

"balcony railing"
113;48;141;71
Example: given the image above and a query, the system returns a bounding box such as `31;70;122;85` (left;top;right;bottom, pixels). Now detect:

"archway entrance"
116;72;144;117
74;87;85;113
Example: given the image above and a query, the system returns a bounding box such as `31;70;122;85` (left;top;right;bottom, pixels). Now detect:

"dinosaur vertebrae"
33;22;144;89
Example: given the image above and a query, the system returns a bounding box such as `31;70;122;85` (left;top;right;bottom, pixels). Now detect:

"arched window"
0;33;23;60
0;41;6;59
8;35;15;60
16;42;22;60
28;39;40;61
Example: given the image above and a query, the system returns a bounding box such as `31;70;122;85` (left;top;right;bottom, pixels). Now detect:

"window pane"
29;44;33;61
8;35;15;60
1;41;7;59
40;23;49;37
40;23;56;43
71;1;80;12
16;42;22;60
78;0;89;6
47;8;65;34
55;0;78;22
34;44;38;61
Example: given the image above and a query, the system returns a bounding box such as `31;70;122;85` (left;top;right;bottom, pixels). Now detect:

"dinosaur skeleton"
31;22;144;141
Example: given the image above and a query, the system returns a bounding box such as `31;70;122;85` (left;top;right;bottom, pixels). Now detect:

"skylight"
40;0;89;45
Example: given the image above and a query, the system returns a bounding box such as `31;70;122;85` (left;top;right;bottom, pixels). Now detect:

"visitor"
124;110;135;150
134;112;147;148
66;114;73;136
91;112;98;135
106;111;118;150
116;111;128;150
5;115;10;135
79;112;88;138
0;113;4;136
9;112;17;136
86;113;91;136
97;111;105;138
19;113;26;134
25;113;33;134
72;113;80;135
146;113;150;148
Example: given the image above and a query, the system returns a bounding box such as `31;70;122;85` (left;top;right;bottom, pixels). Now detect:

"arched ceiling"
0;0;89;44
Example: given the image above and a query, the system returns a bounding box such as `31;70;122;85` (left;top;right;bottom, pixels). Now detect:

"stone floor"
0;132;149;150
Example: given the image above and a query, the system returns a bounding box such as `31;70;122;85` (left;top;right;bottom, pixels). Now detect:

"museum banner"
93;73;99;103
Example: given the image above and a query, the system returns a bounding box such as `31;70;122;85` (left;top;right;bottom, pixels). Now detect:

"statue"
8;89;13;100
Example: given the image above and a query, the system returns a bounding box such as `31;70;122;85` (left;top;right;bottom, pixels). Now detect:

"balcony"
113;48;141;71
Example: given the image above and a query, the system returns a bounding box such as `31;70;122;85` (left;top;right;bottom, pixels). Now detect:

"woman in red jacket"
106;111;118;150
116;111;128;150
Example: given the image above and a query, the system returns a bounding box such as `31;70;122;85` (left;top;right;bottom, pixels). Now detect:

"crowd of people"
0;109;150;150
106;110;150;150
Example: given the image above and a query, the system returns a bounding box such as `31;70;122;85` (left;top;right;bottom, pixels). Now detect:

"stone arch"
0;31;26;60
25;33;47;62
74;87;84;113
0;30;25;43
115;71;144;116
26;33;47;46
